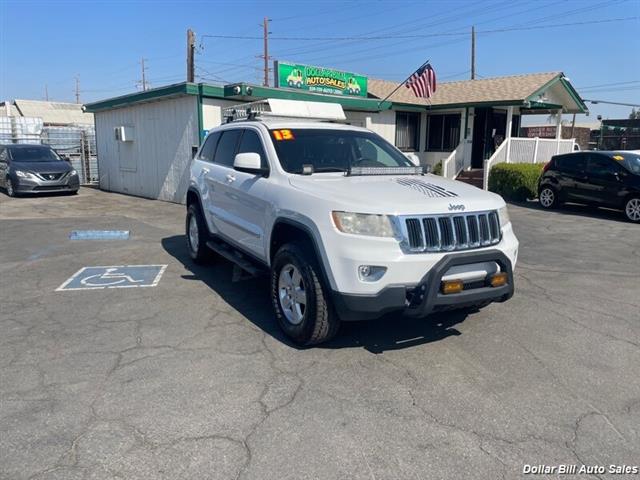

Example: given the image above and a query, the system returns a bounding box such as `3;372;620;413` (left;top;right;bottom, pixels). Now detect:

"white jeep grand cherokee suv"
186;99;518;345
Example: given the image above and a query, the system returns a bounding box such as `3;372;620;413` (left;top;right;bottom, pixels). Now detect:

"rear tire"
271;243;340;346
186;203;212;264
539;186;559;209
624;196;640;223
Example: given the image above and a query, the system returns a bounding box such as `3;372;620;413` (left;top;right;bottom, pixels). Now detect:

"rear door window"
237;130;268;169
199;132;221;162
556;154;586;173
213;130;242;167
587;155;618;177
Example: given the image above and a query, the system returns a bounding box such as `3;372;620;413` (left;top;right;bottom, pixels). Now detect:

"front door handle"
201;167;210;175
226;174;236;183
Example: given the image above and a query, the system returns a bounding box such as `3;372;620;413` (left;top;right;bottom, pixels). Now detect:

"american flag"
405;64;436;98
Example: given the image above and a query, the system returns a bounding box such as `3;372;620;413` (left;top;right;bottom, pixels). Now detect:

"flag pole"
376;59;430;110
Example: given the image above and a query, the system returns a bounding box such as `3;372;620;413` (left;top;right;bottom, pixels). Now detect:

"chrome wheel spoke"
293;287;306;305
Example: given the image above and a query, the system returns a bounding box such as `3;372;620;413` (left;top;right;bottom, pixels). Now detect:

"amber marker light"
490;272;508;287
441;279;464;295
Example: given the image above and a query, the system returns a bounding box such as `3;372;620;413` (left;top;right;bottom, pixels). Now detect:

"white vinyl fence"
483;137;575;189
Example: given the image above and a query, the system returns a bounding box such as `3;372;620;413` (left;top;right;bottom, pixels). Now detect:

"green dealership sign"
274;61;368;97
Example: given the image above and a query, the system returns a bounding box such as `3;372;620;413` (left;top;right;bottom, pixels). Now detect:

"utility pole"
262;17;270;87
74;76;80;104
471;25;476;80
45;84;49;101
140;57;148;91
187;29;195;83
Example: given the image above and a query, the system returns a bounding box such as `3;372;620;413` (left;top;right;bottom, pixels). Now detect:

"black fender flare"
270;217;337;291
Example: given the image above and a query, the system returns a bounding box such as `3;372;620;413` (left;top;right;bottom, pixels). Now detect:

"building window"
426;114;461;151
395;111;420;151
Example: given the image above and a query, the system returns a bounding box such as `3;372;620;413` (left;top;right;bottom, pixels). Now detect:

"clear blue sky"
1;0;638;123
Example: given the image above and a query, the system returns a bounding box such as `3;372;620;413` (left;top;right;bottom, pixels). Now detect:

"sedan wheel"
539;187;556;209
625;197;640;223
5;178;15;197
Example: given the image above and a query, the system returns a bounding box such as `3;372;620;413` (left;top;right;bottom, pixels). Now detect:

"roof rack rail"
222;98;346;123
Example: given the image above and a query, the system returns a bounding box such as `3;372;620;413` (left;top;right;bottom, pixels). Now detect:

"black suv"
538;151;640;222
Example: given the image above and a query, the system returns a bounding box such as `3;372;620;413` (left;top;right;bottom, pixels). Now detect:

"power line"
578;80;640;90
200;17;636;41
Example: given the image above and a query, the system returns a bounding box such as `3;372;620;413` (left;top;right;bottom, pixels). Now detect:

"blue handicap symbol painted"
57;265;167;291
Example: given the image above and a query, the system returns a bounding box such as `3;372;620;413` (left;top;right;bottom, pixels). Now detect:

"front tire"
539;186;559;209
271;243;340;345
5;177;15;197
624;196;640;223
186;203;212;264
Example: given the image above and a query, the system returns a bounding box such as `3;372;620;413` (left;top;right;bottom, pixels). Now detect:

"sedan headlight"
332;211;395;237
498;205;510;228
70;169;78;176
15;170;35;179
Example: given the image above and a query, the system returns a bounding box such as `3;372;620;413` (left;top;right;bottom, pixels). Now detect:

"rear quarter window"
555;154;586;173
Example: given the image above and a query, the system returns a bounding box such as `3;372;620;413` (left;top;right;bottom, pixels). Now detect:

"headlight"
498;205;510;228
332;211;395;237
70;169;78;176
15;170;34;179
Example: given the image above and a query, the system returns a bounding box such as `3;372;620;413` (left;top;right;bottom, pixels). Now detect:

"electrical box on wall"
115;126;134;142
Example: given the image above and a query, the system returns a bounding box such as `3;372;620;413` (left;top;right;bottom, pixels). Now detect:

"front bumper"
332;249;514;321
13;175;79;193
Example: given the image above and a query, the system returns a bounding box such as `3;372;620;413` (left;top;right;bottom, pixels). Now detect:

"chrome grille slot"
479;214;490;245
406;218;424;249
422;218;439;249
488;211;500;240
453;216;467;246
438;217;454;249
402;210;501;253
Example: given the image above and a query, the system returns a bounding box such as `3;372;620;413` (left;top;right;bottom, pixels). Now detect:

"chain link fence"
0;117;98;184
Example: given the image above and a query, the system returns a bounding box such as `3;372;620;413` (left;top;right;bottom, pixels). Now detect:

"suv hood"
289;173;503;215
12;161;72;173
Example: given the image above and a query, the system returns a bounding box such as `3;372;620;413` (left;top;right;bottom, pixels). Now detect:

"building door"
471;107;490;168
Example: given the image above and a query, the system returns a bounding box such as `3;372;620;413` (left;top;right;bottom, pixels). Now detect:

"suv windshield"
10;146;61;162
269;128;414;174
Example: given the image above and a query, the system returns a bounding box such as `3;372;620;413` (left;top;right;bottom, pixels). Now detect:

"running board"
205;240;267;277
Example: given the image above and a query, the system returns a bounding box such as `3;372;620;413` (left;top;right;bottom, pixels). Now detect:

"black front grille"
402;211;501;253
38;172;65;181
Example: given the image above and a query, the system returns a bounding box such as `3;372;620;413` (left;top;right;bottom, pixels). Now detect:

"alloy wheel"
626;198;640;222
6;178;14;197
540;188;554;208
278;264;307;325
188;214;199;252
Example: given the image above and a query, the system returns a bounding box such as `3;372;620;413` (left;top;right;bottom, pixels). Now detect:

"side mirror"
234;152;267;175
62;155;71;162
405;152;420;166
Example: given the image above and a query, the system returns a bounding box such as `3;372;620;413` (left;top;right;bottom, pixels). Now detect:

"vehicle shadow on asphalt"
162;235;469;353
513;199;629;223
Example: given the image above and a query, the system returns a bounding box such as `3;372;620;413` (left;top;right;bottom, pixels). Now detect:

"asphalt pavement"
1;187;638;480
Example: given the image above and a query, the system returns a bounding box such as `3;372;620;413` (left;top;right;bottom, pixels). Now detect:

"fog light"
441;279;464;294
358;265;387;282
490;272;508;287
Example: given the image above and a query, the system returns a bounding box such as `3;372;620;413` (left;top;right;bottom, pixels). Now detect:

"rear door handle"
201;167;210;175
226;174;236;183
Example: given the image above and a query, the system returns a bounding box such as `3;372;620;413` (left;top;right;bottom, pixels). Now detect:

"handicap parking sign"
56;265;167;291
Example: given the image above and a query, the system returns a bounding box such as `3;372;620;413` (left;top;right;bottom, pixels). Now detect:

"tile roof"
368;72;561;107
